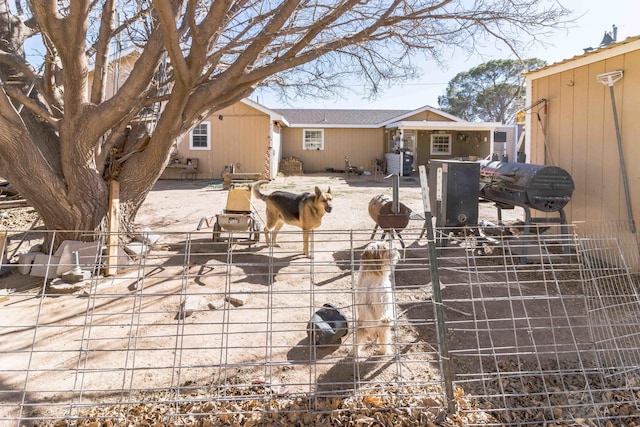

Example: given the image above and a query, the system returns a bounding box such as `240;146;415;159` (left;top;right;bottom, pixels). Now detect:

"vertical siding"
281;128;385;172
570;67;589;222
529;80;547;165
169;102;271;180
529;48;640;230
585;61;607;223
620;50;640;224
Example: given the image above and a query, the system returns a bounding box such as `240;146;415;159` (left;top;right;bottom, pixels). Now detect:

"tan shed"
524;35;640;270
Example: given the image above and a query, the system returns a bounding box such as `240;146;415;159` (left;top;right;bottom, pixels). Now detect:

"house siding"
529;48;640;226
166;102;272;179
281;127;385;172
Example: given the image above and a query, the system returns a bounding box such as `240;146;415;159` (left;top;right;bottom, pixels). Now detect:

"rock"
207;298;225;310
61;268;91;283
47;278;87;294
124;242;149;257
54;241;101;276
17;252;39;275
136;227;161;246
178;295;208;318
30;253;61;278
225;288;252;306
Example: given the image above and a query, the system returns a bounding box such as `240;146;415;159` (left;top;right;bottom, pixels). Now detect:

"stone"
207;298;225;310
124;242;149;257
47;278;87;294
55;241;101;276
178;296;208;318
136;227;161;246
17;252;39;275
30;254;61;278
225;288;252;306
61;268;91;283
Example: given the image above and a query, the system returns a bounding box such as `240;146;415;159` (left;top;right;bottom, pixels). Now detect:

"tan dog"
353;240;400;358
252;180;332;258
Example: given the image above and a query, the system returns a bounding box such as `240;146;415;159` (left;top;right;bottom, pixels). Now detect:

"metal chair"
344;156;360;177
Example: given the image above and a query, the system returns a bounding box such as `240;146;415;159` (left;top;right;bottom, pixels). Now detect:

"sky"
251;0;640;110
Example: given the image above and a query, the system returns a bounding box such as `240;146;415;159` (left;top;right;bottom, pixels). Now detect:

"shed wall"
529;49;640;227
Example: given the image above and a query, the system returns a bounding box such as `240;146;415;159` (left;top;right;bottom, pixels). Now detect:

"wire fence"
1;220;639;426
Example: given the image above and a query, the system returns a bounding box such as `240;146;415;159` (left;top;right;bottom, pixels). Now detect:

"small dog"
353;240;400;358
252;180;332;258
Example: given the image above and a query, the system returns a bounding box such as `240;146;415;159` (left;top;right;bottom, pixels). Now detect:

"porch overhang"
385;121;502;131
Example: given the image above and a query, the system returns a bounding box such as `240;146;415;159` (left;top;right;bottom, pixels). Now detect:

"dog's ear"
315;186;322;197
327;187;331;194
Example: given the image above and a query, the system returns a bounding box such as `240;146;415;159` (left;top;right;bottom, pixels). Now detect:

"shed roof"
525;34;640;79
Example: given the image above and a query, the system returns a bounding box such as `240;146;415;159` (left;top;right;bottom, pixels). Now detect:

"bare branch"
3;85;59;127
90;0;116;104
153;0;190;86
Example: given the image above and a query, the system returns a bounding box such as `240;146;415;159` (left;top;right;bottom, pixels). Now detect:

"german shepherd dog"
252;180;333;257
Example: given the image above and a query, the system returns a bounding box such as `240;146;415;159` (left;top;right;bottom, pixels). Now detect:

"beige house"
90;49;504;180
273;106;501;174
524;35;640;227
169;103;503;180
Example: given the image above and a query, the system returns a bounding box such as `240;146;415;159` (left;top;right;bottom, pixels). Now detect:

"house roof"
271;105;471;128
271;108;410;128
525;34;640;79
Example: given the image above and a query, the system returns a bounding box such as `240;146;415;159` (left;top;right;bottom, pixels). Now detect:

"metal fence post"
419;165;455;413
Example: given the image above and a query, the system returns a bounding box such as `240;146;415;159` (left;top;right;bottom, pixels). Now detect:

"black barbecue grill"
477;160;575;263
479;160;575;262
479;160;575;213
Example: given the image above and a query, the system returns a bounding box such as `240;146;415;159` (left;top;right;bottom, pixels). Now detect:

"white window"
303;129;324;150
190;121;211;150
430;134;452;155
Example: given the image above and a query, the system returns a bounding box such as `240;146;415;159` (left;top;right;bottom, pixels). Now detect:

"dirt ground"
3;173;638;426
135;172;522;234
1;172;533;424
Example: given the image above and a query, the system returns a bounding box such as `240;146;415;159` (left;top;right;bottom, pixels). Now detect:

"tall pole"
419;165;455;412
598;71;635;233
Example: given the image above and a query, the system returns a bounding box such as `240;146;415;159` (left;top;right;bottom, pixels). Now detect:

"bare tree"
0;0;571;246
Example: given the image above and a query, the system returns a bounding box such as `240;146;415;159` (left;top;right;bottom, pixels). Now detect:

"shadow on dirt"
287;337;343;363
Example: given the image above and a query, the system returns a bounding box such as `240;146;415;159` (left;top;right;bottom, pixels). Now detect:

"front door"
416;130;431;171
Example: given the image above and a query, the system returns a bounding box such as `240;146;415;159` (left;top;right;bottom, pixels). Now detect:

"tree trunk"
0;98;148;249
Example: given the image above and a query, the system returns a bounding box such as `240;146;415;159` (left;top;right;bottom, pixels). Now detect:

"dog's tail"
252;180;270;201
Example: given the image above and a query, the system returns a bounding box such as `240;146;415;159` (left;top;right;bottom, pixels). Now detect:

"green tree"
438;58;547;123
0;1;569;246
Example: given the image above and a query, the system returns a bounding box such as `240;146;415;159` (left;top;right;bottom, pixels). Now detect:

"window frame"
430;133;452;155
302;129;324;151
190;121;211;150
